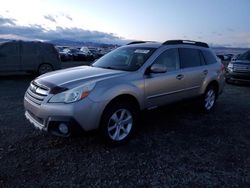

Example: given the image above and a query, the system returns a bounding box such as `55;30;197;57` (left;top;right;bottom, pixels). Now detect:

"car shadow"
0;73;36;80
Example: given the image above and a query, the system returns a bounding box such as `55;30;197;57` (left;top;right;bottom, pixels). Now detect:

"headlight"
49;82;96;103
227;62;233;72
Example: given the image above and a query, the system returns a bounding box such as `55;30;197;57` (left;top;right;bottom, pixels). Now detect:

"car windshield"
92;46;156;71
238;50;250;61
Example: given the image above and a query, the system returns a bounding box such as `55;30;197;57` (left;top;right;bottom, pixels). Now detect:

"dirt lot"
0;70;250;187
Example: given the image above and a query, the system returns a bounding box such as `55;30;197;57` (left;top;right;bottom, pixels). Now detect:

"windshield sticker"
134;49;150;54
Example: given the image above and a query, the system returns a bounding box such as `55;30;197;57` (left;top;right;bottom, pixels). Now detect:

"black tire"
201;85;217;113
100;102;138;145
38;63;53;75
225;77;233;84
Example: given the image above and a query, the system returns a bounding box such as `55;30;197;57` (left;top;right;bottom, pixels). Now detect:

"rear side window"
21;42;38;55
202;50;217;64
179;48;201;68
40;44;57;54
0;42;18;55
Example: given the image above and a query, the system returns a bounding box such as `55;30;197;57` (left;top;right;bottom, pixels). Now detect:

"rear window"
39;43;57;54
202;50;217;64
179;48;201;68
21;42;38;54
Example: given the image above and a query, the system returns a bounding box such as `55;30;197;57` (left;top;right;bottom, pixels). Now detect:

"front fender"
89;81;145;110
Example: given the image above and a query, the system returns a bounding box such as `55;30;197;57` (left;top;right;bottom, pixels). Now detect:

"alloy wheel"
204;89;216;110
107;109;133;141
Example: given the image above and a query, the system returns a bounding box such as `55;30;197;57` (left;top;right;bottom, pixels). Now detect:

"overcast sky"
0;0;250;47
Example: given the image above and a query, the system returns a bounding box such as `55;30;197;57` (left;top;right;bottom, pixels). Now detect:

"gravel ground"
0;72;250;187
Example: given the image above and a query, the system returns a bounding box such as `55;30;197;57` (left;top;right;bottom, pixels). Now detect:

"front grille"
233;64;250;73
25;82;49;105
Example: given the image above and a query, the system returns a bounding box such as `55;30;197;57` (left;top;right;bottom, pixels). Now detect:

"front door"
145;48;186;108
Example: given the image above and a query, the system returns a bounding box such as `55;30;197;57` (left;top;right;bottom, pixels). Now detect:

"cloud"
63;14;73;21
0;16;125;44
0;16;16;26
44;15;57;23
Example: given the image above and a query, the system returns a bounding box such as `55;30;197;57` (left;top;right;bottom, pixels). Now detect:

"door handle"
176;74;184;80
203;70;208;75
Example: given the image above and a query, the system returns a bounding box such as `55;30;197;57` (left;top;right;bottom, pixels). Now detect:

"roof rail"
162;40;209;48
126;41;147;45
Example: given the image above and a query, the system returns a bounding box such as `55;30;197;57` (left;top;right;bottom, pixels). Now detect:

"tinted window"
199;51;206;65
247;53;250;60
154;48;179;71
0;42;18;55
22;42;38;54
179;48;201;68
238;51;250;60
44;44;57;54
202;50;217;64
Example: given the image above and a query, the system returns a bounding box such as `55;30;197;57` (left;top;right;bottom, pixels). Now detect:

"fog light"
58;123;69;134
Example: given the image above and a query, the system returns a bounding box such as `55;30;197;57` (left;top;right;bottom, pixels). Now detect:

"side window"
22;43;37;55
154;48;179;71
199;51;206;65
202;50;217;64
0;43;18;55
179;48;201;68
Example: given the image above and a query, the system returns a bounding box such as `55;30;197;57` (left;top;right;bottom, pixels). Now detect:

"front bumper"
24;95;105;134
226;71;250;82
25;110;47;131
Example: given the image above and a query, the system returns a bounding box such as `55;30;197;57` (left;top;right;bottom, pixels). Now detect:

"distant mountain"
1;37;249;54
0;38;121;48
0;38;11;43
49;39;121;48
212;46;249;55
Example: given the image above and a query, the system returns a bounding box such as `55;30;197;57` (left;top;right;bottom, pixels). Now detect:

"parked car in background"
231;54;241;62
226;50;250;83
59;48;73;61
79;46;95;61
89;48;104;59
59;47;95;62
217;54;231;61
0;41;61;75
217;55;225;61
24;40;225;144
225;54;233;61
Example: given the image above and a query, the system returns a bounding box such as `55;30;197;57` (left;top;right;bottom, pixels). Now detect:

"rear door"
20;42;39;71
0;42;20;72
178;48;208;98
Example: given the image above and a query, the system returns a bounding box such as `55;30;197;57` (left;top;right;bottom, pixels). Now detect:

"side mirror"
149;64;167;73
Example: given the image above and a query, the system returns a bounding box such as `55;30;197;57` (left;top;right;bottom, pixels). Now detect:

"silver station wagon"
24;40;225;144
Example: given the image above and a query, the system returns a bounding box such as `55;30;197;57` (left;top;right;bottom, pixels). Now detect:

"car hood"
234;60;250;65
35;66;127;90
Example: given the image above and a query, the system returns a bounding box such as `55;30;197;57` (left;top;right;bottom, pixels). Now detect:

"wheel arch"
204;80;219;97
99;94;140;126
103;94;140;113
201;79;219;94
37;62;54;75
